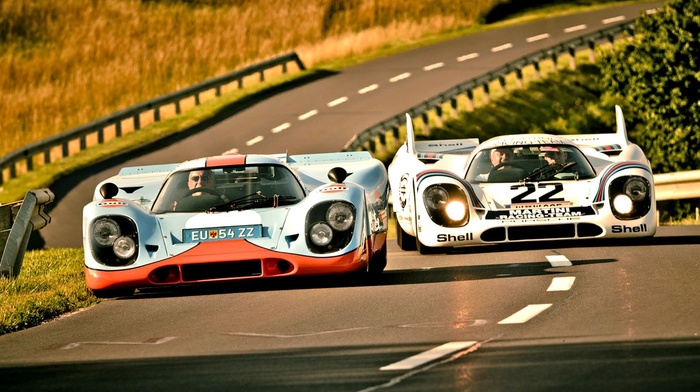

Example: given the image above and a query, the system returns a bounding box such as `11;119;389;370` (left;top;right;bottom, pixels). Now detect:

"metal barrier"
0;189;54;278
0;52;306;186
654;170;700;201
343;22;635;152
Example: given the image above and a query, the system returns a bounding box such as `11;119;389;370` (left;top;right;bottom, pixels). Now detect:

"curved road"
2;226;699;391
40;1;659;248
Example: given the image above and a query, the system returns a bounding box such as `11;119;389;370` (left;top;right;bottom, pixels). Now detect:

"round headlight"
613;194;633;215
310;222;333;246
93;218;120;246
624;178;648;202
445;201;467;222
326;202;354;231
113;236;137;260
425;186;448;210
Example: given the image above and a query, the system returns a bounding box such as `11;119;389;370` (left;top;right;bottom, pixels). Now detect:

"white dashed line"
327;97;348;107
491;43;513;52
380;341;478;371
546;254;572;267
423;62;444;71
564;24;587;33
222;148;239;155
602;15;625;24
498;304;552;324
526;33;550;43
457;53;479;62
246;136;263;146
358;84;379;94
271;123;290;133
389;72;411;82
298;109;318;120
645;8;658;14
547;277;576;292
63;337;177;350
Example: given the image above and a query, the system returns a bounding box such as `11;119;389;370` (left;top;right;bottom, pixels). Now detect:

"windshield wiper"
521;162;577;182
207;191;268;213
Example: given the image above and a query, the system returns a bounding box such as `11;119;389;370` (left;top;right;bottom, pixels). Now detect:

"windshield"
151;164;305;213
465;145;596;183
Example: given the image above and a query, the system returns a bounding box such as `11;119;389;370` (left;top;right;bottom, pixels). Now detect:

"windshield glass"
151;164;305;213
465;145;596;183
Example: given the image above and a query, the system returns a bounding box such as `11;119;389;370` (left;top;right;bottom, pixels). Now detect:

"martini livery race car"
389;106;656;254
83;152;388;297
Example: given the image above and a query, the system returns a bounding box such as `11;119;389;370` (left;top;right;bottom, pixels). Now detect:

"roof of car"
478;134;576;150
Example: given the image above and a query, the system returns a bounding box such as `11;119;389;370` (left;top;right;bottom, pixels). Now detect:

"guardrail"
342;22;635;152
0;189;54;278
0;52;306;186
654;170;700;202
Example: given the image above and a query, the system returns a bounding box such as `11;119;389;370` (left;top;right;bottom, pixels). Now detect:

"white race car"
388;106;656;254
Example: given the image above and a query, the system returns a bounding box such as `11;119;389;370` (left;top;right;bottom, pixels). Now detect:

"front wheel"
416;239;443;255
395;215;417;251
91;288;136;299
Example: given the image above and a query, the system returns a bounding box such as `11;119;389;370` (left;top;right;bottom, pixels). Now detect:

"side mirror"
99;183;119;199
327;167;348;183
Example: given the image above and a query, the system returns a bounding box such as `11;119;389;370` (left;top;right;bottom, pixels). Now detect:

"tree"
598;0;700;174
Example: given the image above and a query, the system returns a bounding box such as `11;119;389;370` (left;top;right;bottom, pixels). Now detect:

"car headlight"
309;222;333;247
113;236;137;260
609;176;651;220
423;184;469;227
93;218;120;246
326;202;354;231
90;216;139;266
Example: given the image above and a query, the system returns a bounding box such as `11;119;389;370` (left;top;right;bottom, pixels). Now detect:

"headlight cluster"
423;184;469;227
307;201;355;253
609;176;651;220
90;216;138;266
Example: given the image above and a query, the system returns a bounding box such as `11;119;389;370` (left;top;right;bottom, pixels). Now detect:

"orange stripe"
85;239;368;291
206;155;245;167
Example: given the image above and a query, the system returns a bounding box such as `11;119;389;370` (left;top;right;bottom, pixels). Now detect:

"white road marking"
491;43;513;52
222;147;239;155
547;276;576;292
298;109;318;120
602;15;625;24
389;72;411;82
498;304;552;324
457;53;479;62
645;8;658;14
271;122;290;133
327;96;348;107
423;62;444;71
564;24;587;33
62;337;177;350
546;254;572;267
380;341;478;371
228;326;371;338
526;33;550;43
246;136;263;146
358;84;379;94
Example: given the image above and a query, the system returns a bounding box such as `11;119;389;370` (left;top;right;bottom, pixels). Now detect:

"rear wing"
286;151;373;166
404;114;479;161
562;105;630;154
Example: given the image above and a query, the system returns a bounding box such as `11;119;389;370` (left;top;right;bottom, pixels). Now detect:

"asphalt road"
38;1;660;249
2;226;699;391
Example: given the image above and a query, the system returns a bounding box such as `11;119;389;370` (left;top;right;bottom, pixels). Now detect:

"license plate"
183;225;262;243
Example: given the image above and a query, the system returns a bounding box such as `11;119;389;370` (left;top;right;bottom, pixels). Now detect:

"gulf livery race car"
83;151;388;297
389;106;656;254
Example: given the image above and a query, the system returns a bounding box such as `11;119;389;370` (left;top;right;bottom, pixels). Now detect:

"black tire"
416;239;443;255
367;244;387;274
395;216;417;251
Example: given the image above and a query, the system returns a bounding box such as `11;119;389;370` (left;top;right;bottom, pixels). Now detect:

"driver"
490;147;513;167
543;149;567;165
187;169;215;196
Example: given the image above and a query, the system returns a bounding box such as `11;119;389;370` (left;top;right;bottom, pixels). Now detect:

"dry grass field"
0;0;494;158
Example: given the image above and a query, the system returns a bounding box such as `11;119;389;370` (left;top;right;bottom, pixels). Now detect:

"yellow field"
0;0;493;157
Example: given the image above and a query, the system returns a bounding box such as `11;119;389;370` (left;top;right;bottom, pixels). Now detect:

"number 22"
511;183;564;203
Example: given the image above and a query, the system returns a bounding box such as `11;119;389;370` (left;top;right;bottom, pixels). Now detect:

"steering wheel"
490;161;525;172
180;187;221;198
